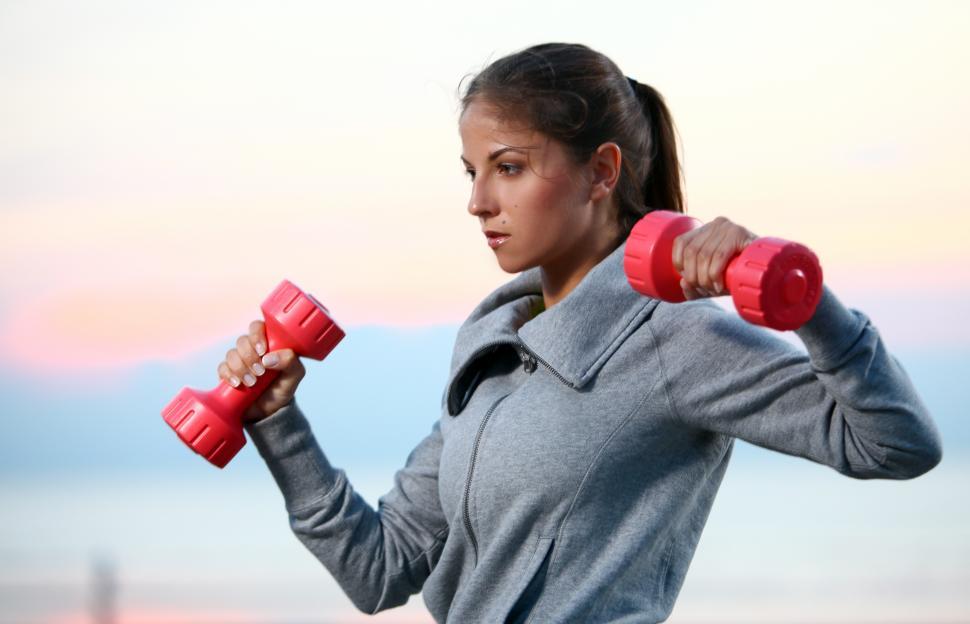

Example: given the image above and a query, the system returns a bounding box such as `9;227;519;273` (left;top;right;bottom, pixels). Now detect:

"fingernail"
252;362;265;376
243;374;256;386
262;353;279;367
714;281;722;292
230;376;241;387
255;342;266;356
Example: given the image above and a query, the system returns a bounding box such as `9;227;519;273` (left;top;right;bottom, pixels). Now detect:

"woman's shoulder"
648;297;732;332
645;297;793;356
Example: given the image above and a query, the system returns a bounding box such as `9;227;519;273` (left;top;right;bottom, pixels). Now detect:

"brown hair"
458;42;686;246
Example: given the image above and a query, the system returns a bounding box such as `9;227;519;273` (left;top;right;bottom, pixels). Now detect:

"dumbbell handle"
162;279;344;468
207;357;281;421
215;321;301;417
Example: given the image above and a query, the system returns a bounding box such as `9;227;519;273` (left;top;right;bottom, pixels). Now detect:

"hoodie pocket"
503;536;555;624
658;538;676;604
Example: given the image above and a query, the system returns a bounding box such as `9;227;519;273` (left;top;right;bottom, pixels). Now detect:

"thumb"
261;348;297;370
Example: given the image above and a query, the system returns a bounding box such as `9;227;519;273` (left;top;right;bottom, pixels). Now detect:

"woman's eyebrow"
460;146;534;166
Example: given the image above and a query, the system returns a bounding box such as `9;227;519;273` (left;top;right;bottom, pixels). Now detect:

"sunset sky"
1;1;968;622
2;0;968;379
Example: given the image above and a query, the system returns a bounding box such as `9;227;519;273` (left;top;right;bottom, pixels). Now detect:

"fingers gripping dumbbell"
623;210;823;330
161;279;345;468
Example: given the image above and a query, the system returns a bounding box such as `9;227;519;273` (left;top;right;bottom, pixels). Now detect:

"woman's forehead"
458;100;573;168
460;99;538;136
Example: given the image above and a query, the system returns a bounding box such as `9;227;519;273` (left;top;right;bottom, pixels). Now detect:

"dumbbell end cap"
729;238;823;331
262;280;346;361
624;211;701;301
161;387;246;468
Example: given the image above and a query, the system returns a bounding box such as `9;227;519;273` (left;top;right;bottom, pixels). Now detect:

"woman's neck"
540;229;623;309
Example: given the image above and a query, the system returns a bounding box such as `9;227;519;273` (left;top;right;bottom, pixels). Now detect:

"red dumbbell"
161;279;345;468
623;210;823;331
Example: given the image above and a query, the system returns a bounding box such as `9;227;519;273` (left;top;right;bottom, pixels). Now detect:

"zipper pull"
517;346;538;373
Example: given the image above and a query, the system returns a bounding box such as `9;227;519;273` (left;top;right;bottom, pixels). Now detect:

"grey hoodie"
244;239;942;623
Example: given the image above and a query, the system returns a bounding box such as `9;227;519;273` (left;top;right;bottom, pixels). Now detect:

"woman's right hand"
217;319;306;423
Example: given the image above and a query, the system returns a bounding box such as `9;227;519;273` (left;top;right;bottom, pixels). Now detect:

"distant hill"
0;325;964;477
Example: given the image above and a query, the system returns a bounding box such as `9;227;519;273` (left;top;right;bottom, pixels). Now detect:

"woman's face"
458;99;611;274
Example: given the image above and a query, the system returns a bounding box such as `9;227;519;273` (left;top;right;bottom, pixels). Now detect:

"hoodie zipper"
459;341;576;561
515;340;575;388
455;339;575;387
462;392;510;560
456;337;577;562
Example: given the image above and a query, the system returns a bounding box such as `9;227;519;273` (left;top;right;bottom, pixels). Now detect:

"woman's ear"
587;141;622;202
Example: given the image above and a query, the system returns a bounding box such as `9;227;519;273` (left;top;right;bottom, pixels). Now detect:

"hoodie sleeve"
243;398;449;614
650;284;943;480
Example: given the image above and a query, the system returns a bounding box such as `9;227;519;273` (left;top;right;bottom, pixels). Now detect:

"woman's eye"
463;163;520;181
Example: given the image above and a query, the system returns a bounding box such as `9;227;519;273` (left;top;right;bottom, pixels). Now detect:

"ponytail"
624;78;686;235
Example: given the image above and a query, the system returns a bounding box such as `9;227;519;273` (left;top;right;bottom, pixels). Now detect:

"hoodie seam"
644;317;685;427
287;469;346;515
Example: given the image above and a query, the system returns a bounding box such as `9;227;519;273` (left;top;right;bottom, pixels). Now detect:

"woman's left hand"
671;216;758;300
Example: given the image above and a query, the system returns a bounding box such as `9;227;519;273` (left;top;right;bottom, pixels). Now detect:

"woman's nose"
467;182;495;218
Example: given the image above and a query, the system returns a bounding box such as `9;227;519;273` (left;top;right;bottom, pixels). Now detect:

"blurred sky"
1;0;968;380
1;1;968;623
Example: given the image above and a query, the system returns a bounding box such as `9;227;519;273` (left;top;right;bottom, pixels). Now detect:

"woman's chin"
493;252;519;274
495;253;538;275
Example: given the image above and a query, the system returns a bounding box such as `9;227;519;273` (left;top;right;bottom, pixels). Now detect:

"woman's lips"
486;234;510;249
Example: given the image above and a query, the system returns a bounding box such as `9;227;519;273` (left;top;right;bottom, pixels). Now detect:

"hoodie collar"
444;238;660;416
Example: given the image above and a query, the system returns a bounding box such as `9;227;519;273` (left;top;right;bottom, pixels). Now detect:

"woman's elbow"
884;428;944;480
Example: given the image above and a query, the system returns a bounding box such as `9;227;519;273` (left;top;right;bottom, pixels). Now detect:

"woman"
218;43;943;623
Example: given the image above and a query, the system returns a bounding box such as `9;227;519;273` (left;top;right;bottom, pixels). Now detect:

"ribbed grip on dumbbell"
161;387;246;469
261;280;345;360
726;237;823;331
624;210;701;302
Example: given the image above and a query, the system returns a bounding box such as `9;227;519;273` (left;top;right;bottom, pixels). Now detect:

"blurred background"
1;0;968;622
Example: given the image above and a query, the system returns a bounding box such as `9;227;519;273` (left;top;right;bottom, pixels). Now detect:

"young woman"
217;43;943;623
